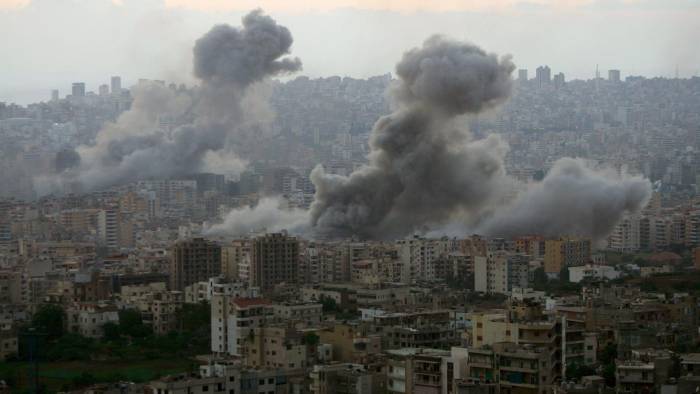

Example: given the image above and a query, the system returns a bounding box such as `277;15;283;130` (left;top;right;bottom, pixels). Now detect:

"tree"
31;304;65;340
320;296;339;313
102;322;121;341
118;309;151;338
602;363;616;387
302;332;320;346
600;343;618;365
533;267;548;290
559;267;570;283
566;363;597;381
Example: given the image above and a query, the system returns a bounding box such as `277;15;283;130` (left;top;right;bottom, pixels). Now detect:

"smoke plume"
477;158;651;240
205;198;309;236
309;35;651;242
36;9;300;194
310;36;515;238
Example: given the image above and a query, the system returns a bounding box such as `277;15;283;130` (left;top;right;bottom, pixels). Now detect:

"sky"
1;0;699;104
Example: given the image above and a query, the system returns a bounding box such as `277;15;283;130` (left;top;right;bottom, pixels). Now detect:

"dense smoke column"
477;158;652;242
310;36;515;238
39;9;301;194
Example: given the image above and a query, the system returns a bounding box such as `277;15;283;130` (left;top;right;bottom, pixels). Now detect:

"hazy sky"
1;0;698;104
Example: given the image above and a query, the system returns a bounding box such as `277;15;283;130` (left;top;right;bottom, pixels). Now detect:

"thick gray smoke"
205;198;309;236
35;10;300;195
477;158;652;240
309;35;651;242
310;36;515;238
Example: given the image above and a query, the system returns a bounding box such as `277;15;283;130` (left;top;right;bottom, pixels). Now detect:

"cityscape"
1;1;700;394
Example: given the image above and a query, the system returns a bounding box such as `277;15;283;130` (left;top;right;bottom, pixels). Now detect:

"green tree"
559;267;570;282
532;267;548;290
102;321;121;341
600;343;618;365
302;332;320;346
118;309;151;338
31;304;65;340
320;296;339;313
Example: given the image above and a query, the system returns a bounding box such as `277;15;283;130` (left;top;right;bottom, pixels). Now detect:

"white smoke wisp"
204;198;310;237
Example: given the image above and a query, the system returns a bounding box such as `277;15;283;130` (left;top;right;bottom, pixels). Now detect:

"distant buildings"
609;69;621;83
518;69;528;82
536;65;551;87
110;75;122;94
71;82;86;97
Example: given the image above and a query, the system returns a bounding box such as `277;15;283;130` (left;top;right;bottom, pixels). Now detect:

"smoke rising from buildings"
477;158;652;240
309;35;516;238
34;9;300;195
205;198;310;236
306;35;651;241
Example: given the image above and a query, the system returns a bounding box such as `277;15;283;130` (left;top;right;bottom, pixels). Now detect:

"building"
66;303;119;338
251;232;299;291
169;238;222;291
221;239;250;281
544;238;591;275
146;360;305;394
553;72;566;89
568;264;620;283
386;348;452;394
211;297;273;356
71;82;86;97
474;252;529;295
310;363;385;394
120;282;183;335
608;69;621;83
110;76;122;94
518;69;528;82
607;214;641;253
536;66;551;87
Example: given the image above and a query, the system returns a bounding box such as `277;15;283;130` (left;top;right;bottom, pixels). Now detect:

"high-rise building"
251;232;299;291
111;76;122;94
170;238;222;291
51;89;59;102
608;69;621;83
474;251;529;295
535;66;551;87
518;69;528;82
553;72;566;88
71;82;86;97
544;237;591;274
98;84;109;96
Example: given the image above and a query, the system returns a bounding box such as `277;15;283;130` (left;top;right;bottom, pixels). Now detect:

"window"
203;385;209;392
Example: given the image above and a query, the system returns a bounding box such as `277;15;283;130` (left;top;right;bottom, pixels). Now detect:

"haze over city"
1;0;699;104
1;1;700;393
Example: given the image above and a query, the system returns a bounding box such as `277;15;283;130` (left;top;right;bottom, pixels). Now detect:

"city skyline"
1;0;699;104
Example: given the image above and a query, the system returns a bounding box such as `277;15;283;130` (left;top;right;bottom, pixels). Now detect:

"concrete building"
568;265;620;283
474;251;529;295
211;297;273;356
310;363;385;394
251;232;299;291
120;282;183;335
67;303;119;338
607;214;641;253
544;238;591;275
169;238;221;291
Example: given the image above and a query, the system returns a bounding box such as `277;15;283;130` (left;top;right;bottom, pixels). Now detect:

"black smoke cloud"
309;36;515;238
35;10;300;195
